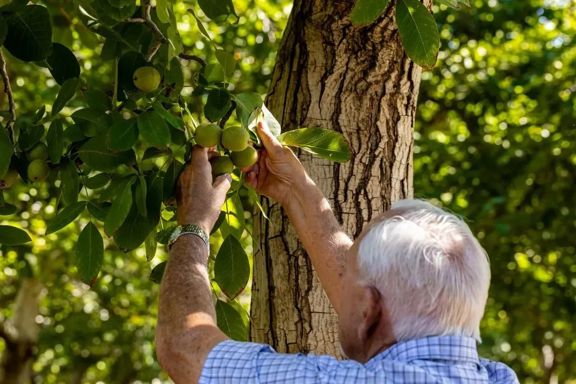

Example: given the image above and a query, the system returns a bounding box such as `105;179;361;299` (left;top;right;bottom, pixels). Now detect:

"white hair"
357;199;490;342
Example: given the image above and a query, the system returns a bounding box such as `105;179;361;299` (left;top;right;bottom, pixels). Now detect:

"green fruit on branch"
0;169;19;189
133;66;161;93
27;159;50;182
195;123;222;148
231;146;258;168
221;126;250;152
27;143;49;161
210;156;234;177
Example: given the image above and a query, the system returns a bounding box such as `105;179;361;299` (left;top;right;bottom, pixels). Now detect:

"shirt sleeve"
199;340;367;384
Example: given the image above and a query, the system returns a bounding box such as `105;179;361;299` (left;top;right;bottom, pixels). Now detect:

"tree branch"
178;53;206;66
126;1;168;62
0;49;16;145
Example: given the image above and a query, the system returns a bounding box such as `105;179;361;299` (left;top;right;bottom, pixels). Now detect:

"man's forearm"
283;175;353;315
156;235;226;383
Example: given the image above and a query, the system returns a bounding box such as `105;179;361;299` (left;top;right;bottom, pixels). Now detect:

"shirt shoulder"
199;340;391;384
479;358;520;384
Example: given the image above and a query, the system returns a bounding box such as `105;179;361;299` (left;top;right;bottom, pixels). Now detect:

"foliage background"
0;0;574;382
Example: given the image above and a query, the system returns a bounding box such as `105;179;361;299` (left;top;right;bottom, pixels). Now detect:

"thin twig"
0;50;16;145
126;0;168;62
178;53;206;66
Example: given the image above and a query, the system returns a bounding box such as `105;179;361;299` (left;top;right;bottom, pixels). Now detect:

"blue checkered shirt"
199;335;519;383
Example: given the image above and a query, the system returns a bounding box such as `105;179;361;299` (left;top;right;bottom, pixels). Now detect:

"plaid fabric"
199;335;519;383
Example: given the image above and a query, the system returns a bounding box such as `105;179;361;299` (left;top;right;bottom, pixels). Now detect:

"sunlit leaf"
104;177;135;235
279;128;351;163
396;0;440;68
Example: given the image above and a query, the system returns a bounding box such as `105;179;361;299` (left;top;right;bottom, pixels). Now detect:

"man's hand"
244;122;307;207
177;146;231;234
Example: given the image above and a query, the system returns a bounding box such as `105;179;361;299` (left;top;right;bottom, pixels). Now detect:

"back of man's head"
357;199;490;342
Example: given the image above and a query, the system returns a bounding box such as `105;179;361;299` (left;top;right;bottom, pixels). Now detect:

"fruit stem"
0;49;16;145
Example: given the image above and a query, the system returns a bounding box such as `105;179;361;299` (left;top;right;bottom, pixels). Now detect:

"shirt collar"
366;335;480;368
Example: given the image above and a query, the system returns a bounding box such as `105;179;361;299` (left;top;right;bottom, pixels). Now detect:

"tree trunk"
0;278;43;384
250;0;424;356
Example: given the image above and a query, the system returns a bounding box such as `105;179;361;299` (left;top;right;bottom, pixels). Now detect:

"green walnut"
0;169;19;189
195;123;222;148
27;143;49;161
231;146;258;168
27;159;50;182
210;156;234;177
133;66;161;93
221;126;250;152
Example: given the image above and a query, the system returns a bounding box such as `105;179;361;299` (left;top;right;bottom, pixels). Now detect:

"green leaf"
0;15;7;46
214;235;250;299
162;159;184;201
46;119;65;164
220;194;245;240
215;49;236;78
4;5;52;62
198;0;235;20
233;93;262;128
260;104;281;137
17;124;44;151
135;175;147;217
104;177;135;235
204;63;224;83
436;0;470;7
78;136;134;171
108;118;138;151
52;78;80;115
279;128;351;163
60;160;80;205
113;206;157;251
215;300;248;341
87;201;110;222
351;0;390;26
75;222;103;284
152;102;184;130
0;204;17;216
85;173;111;190
45;202;86;235
145;231;157;261
0;225;31;245
149;261;166;284
156;0;170;23
396;0;440;68
138;111;171;147
46;43;81;85
204;89;231;122
0;126;13;179
165;57;184;94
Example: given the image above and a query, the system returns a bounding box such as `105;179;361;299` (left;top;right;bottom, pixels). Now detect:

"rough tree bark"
250;0;427;355
0;278;43;384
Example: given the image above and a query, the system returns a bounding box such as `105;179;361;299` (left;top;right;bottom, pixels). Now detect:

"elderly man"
155;123;519;383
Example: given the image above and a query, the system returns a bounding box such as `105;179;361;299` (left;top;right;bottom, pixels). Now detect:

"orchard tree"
0;0;470;381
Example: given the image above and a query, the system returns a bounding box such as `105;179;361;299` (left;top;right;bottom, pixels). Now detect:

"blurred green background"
0;0;574;382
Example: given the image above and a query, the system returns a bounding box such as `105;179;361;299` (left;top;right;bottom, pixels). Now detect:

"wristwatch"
167;224;210;250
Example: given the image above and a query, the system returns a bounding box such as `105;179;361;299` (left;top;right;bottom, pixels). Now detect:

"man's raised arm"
245;123;353;315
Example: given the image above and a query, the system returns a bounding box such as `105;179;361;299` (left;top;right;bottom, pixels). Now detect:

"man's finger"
213;174;232;196
191;145;209;165
257;122;283;157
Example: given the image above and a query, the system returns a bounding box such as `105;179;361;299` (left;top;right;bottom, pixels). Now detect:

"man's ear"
357;286;383;342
